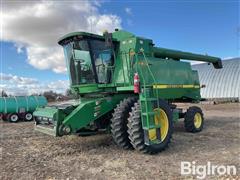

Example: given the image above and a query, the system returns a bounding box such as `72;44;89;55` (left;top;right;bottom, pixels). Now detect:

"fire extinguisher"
134;73;140;93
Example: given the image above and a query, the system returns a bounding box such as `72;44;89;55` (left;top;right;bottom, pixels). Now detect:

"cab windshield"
64;40;94;85
63;39;114;85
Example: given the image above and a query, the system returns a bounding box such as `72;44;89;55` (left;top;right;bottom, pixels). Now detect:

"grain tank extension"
34;30;222;154
0;96;47;122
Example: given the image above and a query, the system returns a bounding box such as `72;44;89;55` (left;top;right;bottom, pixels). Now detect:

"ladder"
135;49;162;144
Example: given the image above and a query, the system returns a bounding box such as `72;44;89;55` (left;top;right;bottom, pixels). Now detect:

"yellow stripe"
183;85;194;88
153;84;200;89
153;85;168;89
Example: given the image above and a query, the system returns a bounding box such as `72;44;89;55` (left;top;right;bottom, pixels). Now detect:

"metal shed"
192;58;240;102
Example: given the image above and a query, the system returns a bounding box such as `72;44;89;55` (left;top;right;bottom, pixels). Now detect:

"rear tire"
127;100;173;154
25;112;33;121
7;113;19;123
111;97;137;149
184;106;204;133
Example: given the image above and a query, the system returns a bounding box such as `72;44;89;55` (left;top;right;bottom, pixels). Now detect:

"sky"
0;0;239;95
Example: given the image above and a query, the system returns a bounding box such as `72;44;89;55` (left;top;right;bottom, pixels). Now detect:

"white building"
192;58;240;102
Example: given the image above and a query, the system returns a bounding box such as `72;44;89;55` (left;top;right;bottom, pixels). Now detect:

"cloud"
1;0;122;73
0;73;68;95
46;80;69;92
223;57;234;60
125;7;132;15
1;73;38;85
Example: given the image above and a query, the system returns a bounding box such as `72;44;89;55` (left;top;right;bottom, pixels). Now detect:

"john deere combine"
34;29;222;153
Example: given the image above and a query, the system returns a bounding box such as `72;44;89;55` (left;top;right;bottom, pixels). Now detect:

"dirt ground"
0;103;239;180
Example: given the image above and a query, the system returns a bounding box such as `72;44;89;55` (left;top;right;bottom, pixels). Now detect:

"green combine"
34;29;222;154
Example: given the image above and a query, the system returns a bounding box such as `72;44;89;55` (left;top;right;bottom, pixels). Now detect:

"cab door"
89;40;115;84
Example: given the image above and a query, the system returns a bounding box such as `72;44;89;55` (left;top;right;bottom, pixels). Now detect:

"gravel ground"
0;103;239;180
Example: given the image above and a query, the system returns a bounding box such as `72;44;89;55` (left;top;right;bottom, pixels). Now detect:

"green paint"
62;94;132;133
34;29;222;144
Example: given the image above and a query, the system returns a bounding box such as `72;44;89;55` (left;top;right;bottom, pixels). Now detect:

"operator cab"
58;33;116;87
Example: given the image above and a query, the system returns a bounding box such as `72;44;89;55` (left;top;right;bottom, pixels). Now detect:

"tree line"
0;89;75;102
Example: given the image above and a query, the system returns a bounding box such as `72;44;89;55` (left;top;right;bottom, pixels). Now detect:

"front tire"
111;97;137;149
25;112;33;121
184;106;204;133
7;113;19;123
127;100;173;154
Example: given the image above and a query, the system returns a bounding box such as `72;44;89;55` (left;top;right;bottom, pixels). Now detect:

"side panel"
112;37;137;86
34;94;134;137
61;94;134;134
135;57;201;100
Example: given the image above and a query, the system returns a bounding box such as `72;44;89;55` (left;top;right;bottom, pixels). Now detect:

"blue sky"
1;0;239;95
2;42;65;82
105;1;239;57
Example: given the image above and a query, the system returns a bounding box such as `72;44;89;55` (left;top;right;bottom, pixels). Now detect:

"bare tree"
43;91;57;102
65;89;78;99
1;90;8;97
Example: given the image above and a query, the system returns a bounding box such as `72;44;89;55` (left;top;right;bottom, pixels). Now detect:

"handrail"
135;53;151;128
140;50;160;104
141;49;156;84
120;51;126;85
135;49;160;109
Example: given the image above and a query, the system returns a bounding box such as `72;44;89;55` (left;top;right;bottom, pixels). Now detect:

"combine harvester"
34;29;222;153
0;96;47;122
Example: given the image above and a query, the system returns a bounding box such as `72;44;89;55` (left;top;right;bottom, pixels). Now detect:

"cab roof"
58;31;105;45
58;30;138;45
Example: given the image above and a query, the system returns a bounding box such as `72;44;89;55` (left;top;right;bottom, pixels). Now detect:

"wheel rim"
10;114;18;122
194;112;202;128
149;108;169;141
25;113;33;121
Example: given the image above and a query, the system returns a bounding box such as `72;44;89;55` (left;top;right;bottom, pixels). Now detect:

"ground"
0;103;239;180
